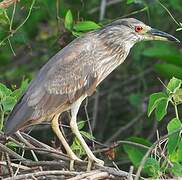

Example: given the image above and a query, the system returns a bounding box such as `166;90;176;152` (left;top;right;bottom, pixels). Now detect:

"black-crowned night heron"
4;18;179;170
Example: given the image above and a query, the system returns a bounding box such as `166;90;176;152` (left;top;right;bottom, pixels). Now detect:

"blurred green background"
0;0;182;177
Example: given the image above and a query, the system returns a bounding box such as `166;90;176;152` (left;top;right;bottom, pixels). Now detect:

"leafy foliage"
0;79;29;130
167;118;182;155
125;77;182;178
148;77;182;121
64;9;100;37
123;137;151;166
64;10;73;31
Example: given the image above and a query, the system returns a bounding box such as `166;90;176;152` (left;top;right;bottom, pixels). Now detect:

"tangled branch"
0;131;135;179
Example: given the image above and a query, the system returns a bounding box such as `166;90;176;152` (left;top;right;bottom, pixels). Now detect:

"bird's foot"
87;157;104;171
69;155;82;171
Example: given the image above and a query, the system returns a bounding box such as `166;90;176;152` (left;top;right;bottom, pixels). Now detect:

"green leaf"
177;140;182;163
11;89;22;99
155;64;182;80
143;157;160;177
167;118;182;155
123;137;151;167
78;120;85;130
6;141;19;150
124;144;145;167
71;137;85;157
64;10;73;31
148;92;167;117
0;8;5;15
1;96;16;112
73;21;100;32
80;131;95;140
173;88;182;105
171;162;182;177
0;8;10;25
167;77;182;95
155;98;169;121
11;79;29;99
0;83;12;99
127;0;135;4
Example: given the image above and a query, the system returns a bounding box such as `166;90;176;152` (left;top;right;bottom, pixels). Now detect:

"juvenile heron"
5;18;179;170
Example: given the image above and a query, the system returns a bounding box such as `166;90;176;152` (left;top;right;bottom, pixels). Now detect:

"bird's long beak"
148;28;180;43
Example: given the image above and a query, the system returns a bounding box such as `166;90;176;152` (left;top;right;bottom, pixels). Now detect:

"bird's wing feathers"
44;50;98;102
5;36;97;135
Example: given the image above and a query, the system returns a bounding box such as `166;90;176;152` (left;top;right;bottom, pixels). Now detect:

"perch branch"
3;170;80;180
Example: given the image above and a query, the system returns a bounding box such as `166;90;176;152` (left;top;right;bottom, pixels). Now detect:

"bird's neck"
95;37;131;85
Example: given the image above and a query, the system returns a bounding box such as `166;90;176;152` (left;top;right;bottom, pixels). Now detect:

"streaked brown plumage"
4;18;179;170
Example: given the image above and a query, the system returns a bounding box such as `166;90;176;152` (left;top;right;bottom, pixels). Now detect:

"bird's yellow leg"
51;114;81;170
70;97;104;171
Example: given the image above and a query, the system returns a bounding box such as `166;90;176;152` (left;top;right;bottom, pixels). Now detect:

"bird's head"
99;18;180;50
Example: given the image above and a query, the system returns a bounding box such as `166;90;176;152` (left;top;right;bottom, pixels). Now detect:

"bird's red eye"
135;26;143;32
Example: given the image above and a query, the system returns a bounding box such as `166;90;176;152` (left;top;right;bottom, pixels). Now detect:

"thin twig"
10;1;16;31
84;98;95;150
0;142;27;162
157;0;180;26
8;38;16;56
20;132;69;160
15;131;41;170
0;0;36;46
121;7;148;18
4;152;14;177
92;92;99;131
106;112;144;143
56;0;61;34
93;140;149;155
99;0;107;21
14;149;25;176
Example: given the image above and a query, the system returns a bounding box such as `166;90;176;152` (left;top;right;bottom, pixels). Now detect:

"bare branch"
3;170;80;180
0;161;30;170
99;0;107;21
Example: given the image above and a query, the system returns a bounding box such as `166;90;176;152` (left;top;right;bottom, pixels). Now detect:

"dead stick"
4;170;80;180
